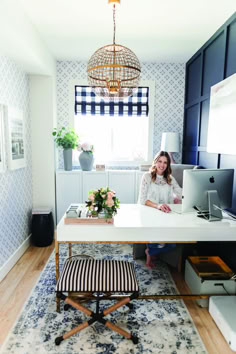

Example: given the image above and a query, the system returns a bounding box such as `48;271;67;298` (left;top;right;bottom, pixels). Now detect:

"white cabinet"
56;169;144;223
108;171;136;203
82;171;108;202
56;171;82;223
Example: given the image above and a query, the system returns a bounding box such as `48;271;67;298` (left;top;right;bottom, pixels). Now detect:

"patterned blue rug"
0;244;207;354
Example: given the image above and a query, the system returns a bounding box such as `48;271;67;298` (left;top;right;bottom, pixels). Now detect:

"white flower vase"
79;151;94;171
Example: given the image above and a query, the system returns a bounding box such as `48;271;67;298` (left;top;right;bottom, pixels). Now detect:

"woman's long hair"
150;151;172;184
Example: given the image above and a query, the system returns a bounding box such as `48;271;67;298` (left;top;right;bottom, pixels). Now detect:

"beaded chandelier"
87;0;141;99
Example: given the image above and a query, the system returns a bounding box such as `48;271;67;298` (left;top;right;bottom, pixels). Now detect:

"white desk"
55;204;236;310
57;204;236;243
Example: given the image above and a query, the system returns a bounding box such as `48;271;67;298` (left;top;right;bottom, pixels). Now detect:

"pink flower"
107;192;114;200
88;193;95;201
105;199;114;207
81;142;93;152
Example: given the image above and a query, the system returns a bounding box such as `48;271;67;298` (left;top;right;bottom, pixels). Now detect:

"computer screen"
182;169;234;213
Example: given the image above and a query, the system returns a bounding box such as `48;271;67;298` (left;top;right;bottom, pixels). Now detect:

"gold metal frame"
87;1;141;99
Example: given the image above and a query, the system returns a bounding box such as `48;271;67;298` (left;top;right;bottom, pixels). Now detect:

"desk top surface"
56;204;236;243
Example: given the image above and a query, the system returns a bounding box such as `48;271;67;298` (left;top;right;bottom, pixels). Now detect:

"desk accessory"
96;164;105;171
64;217;114;224
64;204;114;224
185;256;235;307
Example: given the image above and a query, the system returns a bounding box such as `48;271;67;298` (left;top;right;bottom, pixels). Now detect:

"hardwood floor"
0;242;54;348
0;244;234;353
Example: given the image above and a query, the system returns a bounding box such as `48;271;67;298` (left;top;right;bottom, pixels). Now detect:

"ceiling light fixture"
87;0;141;99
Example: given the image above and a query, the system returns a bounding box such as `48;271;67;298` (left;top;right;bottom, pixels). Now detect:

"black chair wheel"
131;335;138;344
55;336;64;346
64;304;71;311
126;303;134;310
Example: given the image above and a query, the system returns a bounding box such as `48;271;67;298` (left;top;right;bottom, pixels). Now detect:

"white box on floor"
209;296;236;352
184;258;236;307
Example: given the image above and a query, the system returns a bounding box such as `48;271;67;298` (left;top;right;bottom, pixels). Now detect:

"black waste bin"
31;208;54;247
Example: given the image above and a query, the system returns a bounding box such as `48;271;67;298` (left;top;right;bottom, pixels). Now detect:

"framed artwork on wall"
0;105;6;173
6;107;26;170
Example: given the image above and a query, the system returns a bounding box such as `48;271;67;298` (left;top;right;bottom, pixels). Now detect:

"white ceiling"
18;0;236;63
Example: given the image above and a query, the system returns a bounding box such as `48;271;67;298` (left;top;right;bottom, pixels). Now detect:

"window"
70;80;155;166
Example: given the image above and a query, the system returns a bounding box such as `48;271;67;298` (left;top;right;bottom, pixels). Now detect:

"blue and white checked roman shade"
75;86;149;116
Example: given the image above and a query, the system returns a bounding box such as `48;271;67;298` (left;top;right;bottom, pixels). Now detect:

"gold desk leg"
69;243;72;258
55;235;60;313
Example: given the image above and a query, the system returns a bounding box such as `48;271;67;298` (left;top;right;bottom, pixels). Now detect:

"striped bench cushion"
56;259;139;293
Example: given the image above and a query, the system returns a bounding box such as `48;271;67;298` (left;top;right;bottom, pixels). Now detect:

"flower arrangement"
52;127;79;149
78;142;94;154
86;187;120;218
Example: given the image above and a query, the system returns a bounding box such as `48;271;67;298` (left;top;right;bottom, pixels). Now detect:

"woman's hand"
157;204;171;213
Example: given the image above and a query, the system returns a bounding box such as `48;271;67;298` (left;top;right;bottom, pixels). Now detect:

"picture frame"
0;105;6;173
6;107;26;170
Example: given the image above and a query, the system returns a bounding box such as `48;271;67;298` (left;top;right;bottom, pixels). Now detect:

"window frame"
69;79;155;167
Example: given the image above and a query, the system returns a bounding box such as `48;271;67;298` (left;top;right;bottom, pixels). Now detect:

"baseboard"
0;235;31;283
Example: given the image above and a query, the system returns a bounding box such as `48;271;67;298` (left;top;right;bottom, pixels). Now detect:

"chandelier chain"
113;4;116;44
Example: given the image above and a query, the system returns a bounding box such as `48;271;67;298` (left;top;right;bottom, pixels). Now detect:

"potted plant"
86;187;120;218
52;127;79;171
78;142;94;171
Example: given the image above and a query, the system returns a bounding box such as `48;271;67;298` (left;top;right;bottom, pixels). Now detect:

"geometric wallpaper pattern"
0;56;32;268
56;61;185;168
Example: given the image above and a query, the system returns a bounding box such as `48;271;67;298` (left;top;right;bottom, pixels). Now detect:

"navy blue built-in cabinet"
183;12;236;209
183;12;236;269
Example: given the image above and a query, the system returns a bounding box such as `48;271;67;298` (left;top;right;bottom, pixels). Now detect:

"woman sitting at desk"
138;151;182;268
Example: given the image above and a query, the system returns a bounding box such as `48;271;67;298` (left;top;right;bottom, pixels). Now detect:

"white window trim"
69;78;155;167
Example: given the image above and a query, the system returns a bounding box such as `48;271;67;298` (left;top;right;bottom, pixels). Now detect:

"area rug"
0;244;207;354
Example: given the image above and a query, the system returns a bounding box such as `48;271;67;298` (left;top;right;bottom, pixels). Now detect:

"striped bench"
55;258;139;345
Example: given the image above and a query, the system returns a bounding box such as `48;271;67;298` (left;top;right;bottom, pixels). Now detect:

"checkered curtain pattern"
75;86;149;116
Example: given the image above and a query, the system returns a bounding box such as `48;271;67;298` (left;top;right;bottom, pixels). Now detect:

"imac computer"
182;169;234;221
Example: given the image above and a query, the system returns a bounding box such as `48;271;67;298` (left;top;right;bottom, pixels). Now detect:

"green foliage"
86;187;120;218
52;127;79;149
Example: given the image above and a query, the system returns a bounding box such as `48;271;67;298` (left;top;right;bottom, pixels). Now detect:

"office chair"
55;257;139;345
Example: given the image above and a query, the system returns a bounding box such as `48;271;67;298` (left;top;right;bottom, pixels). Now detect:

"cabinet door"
82;172;108;202
109;171;136;203
136;171;145;203
56;171;82;223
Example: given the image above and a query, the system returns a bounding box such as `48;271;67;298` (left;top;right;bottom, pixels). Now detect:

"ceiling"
18;0;236;63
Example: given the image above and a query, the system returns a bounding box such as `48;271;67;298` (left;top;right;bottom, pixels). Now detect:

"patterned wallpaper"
0;56;32;268
56;61;185;168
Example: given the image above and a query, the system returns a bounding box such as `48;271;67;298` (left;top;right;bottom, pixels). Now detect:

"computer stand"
195;190;222;222
207;190;223;222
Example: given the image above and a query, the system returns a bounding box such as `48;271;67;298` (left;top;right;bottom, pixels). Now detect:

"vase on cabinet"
79;151;94;171
63;148;73;171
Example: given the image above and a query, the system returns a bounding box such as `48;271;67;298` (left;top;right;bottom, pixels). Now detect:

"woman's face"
155;156;168;176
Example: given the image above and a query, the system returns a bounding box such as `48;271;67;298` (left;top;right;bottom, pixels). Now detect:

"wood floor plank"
0;243;54;347
0;245;234;354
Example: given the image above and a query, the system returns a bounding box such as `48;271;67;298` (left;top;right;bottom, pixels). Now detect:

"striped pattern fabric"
56;259;139;293
74;86;149;116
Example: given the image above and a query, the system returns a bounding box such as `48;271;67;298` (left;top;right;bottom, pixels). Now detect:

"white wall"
29;75;56;218
0;0;55;75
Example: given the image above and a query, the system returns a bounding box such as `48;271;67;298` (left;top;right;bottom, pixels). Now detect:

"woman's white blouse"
138;172;182;205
